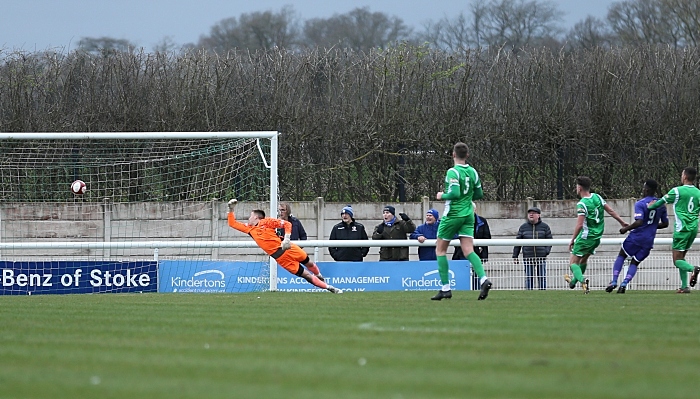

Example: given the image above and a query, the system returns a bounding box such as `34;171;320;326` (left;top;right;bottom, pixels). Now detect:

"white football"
71;180;86;195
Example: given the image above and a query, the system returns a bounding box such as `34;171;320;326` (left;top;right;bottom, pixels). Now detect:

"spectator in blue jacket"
410;209;440;261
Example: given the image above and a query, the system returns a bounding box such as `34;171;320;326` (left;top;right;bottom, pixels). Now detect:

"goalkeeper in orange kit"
226;199;342;294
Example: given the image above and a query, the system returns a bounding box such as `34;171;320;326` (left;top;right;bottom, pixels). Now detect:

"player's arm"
658;205;669;229
604;203;628;227
620;218;643;234
280;219;292;249
438;169;461;200
260;218;292;248
472;185;483;200
649;189;675;209
226;199;254;234
569;214;585;250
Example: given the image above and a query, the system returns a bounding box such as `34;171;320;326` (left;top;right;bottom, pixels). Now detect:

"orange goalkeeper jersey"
227;212;292;255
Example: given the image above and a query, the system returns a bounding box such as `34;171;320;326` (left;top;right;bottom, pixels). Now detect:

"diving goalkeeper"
226;199;342;294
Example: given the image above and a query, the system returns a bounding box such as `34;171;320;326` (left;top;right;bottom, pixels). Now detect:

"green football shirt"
653;185;700;233
576;193;606;240
441;164;481;218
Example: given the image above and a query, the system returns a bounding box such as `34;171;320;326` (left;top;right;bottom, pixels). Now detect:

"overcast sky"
2;0;618;51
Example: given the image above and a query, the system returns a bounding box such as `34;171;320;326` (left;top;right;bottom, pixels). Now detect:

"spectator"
278;202;307;241
372;205;416;261
512;206;553;290
329;205;369;262
453;205;491;289
410;209;440;261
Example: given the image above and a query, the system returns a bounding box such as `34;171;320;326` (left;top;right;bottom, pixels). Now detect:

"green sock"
675;259;694;272
570;264;583;284
437;255;450;285
679;269;689;288
467;252;485;279
580;264;587;274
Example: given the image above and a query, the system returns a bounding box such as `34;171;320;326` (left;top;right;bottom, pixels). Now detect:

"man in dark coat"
513;206;553;290
329;205;369;262
372;205;416;261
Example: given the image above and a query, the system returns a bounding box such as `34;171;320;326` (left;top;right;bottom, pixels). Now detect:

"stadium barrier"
0;238;698;294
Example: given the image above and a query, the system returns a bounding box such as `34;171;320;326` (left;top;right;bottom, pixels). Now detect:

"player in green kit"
648;167;700;293
565;176;628;293
431;142;492;301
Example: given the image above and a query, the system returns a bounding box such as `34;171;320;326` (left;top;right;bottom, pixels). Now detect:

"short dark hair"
683;167;697;182
576;176;592;191
453;142;469;159
644;179;658;195
252;209;266;219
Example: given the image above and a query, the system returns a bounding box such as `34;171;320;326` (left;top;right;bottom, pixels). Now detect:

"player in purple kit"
606;180;669;293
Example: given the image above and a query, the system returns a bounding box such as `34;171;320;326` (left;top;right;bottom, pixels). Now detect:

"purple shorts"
621;240;652;263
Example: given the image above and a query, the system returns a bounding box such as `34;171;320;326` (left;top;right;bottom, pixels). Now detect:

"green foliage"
0;291;698;398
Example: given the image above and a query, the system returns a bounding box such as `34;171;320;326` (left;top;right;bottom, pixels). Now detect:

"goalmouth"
0;132;280;294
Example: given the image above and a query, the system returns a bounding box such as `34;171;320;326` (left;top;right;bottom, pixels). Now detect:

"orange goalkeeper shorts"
275;244;309;275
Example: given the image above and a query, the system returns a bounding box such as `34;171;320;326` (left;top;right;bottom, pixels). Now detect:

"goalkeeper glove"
227;198;238;211
399;213;410;221
281;233;291;250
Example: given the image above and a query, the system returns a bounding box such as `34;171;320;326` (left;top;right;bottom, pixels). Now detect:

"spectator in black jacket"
453;207;491;289
329;205;369;262
513;206;553;290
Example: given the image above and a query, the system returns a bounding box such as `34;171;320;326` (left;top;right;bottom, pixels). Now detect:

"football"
70;180;86;195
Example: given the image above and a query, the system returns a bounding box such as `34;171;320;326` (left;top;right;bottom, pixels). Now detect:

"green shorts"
571;237;600;257
437;215;474;241
672;230;697;251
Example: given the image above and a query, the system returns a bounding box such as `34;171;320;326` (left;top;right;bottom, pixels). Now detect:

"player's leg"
431;237;453;300
672;231;696;292
567;252;586;286
607;247;628;292
281;249;340;293
432;217;463;300
618;244;649;293
673;231;700;288
579;253;592;294
301;255;324;281
288;244;325;282
565;253;582;289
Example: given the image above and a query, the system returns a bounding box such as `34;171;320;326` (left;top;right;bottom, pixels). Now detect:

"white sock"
442;284;451;291
479;276;489;285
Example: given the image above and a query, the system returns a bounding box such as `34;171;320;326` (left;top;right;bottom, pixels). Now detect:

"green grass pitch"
1;290;698;399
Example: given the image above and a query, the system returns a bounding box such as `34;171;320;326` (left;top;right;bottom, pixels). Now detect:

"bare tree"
418;0;564;51
565;16;616;49
197;5;301;52
661;0;700;47
419;6;488;51
480;0;564;50
77;37;136;53
153;36;179;53
606;0;700;48
302;7;412;51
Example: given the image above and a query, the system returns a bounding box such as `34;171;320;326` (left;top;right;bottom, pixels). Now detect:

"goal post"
0;131;279;294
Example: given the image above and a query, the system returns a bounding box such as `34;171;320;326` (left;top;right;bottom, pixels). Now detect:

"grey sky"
2;0;617;51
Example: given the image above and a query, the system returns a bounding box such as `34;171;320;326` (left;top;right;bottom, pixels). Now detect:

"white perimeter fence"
2;237;699;291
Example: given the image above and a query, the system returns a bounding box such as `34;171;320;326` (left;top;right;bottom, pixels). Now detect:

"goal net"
0;132;278;295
